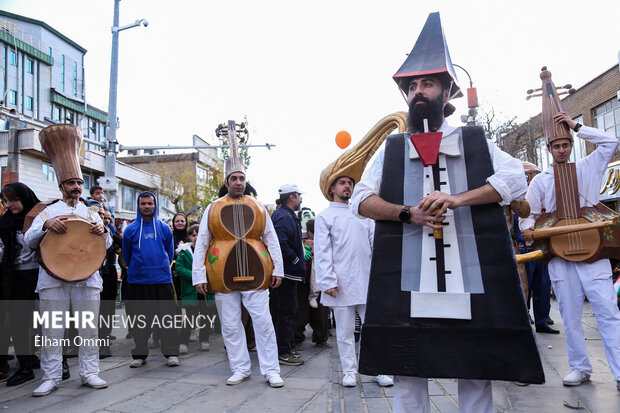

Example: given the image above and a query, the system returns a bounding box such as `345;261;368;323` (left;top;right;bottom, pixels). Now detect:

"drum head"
39;218;106;282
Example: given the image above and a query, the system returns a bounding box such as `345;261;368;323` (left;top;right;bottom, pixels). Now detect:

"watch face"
399;208;410;222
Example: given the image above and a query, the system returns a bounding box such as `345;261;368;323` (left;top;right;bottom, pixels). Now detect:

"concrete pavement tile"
571;381;620;413
434;378;457;395
109;382;207;412
39;377;167;413
364;397;392;413
428;379;445;396
331;383;343;413
295;386;329;413
0;394;67;413
430;395;459;413
342;383;365;413
360;380;382;398
235;388;319;413
164;381;263;412
279;377;326;390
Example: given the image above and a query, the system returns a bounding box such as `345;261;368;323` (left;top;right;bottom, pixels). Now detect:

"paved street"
1;300;620;412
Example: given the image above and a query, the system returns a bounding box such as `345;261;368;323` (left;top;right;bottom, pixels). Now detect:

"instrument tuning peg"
563;84;572;89
527;89;534;95
568;88;576;95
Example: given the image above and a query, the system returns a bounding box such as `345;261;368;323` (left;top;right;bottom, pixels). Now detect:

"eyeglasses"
1;199;19;206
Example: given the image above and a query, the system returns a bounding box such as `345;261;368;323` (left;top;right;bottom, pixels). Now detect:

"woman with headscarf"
0;182;41;386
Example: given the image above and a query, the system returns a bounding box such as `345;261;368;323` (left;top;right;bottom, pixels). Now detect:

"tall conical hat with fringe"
319;112;408;201
39;124;83;185
224;120;245;178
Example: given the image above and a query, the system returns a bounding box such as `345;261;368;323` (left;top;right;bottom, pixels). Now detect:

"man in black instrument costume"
351;12;544;413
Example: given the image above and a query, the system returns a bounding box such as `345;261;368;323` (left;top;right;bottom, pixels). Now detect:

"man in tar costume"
351;12;544;413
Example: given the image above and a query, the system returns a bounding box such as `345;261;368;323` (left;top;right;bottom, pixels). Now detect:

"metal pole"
100;0;120;212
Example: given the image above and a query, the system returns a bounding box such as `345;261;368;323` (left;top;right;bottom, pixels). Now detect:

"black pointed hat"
393;12;463;108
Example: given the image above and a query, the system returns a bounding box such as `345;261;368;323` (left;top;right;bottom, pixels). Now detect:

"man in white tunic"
24;124;111;397
315;176;393;388
193;132;285;388
520;111;620;390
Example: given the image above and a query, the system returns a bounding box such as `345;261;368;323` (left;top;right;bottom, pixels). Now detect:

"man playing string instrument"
192;148;285;388
521;111;620;390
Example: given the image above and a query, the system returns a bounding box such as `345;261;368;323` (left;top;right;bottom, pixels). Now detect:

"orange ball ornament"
335;130;351;149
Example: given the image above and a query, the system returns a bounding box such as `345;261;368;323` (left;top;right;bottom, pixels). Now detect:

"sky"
2;0;619;213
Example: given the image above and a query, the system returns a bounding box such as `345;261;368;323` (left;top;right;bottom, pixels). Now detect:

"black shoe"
31;355;41;369
99;346;112;359
546;317;554;325
315;341;331;348
109;335;117;340
62;361;70;380
6;367;35;386
125;332;133;339
536;324;560;334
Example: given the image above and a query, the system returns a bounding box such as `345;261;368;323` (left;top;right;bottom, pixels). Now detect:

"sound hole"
221;204;255;238
223;240;264;291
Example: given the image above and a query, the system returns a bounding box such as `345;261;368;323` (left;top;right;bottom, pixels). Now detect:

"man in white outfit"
315;176;393;388
24;124;111;397
521;111;620;390
192;138;285;388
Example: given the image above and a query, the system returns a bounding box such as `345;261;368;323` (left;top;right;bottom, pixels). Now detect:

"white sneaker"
226;371;250;385
189;330;198;342
563;369;590;386
372;375;394;387
267;373;284;388
309;298;318;309
199;341;210;351
342;372;357;387
82;375;108;389
167;356;180;367
129;359;147;368
32;380;58;397
179;344;188;354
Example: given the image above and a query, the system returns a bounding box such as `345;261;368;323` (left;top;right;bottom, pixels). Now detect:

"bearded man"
350;12;543;413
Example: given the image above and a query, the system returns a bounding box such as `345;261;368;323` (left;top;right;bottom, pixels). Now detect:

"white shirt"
192;201;284;286
24;200;111;292
520;125;619;281
314;202;374;307
351;121;527;216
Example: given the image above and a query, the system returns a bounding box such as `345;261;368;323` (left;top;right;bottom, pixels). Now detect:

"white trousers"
215;290;279;378
332;304;366;374
393;376;493;413
552;266;620;380
38;285;100;384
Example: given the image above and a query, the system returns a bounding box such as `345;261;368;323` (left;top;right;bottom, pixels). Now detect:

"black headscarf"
0;182;41;234
0;182;40;299
172;212;189;249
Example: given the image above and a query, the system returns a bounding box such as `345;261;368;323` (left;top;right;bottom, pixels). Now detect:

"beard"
408;94;445;133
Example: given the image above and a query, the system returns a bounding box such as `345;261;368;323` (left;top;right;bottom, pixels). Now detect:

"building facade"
0;10;161;221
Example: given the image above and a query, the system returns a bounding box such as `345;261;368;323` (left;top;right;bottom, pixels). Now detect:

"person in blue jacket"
122;191;180;368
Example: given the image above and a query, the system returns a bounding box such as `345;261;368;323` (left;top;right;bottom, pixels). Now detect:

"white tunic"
192;202;284;287
314;202;374;307
520;125;619;281
24;200;111;292
351;121;527;215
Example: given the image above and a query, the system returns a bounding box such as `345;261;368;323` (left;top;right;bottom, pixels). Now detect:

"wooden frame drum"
39;216;106;282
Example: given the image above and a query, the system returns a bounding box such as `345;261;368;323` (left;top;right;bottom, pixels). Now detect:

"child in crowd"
175;224;212;352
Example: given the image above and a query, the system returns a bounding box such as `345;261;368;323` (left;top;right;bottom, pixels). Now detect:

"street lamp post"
99;0;147;213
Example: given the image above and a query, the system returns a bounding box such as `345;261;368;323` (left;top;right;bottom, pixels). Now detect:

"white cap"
278;184;303;194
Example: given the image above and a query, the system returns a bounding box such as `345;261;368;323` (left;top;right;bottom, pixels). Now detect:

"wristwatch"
573;123;582;133
398;206;412;224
